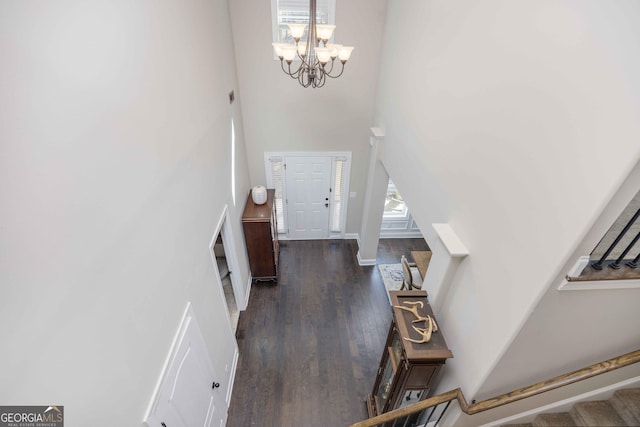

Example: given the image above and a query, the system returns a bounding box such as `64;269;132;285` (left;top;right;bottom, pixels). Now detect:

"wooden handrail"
348;348;640;427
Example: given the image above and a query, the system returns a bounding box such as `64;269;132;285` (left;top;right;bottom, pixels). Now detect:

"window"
330;157;348;233
231;118;236;206
271;0;336;45
383;179;409;219
380;179;422;238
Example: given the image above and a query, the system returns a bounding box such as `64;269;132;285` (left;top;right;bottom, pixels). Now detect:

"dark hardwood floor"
227;238;430;427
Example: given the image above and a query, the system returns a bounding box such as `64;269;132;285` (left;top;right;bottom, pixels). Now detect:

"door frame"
208;206;241;406
264;151;352;240
210;205;246;311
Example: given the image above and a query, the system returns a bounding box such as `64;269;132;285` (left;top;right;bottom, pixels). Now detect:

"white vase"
252;185;267;205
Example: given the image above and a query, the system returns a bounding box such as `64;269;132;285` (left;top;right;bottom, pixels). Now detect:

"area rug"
377;263;404;304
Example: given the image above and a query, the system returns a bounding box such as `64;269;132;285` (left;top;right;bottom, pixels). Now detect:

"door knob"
325;203;329;208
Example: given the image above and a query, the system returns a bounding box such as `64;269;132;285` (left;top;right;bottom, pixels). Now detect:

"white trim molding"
355;233;376;265
558;256;640;291
432;223;469;258
209;205;248;311
264;151;352;239
244;275;252;308
369;127;385;146
357;251;377;266
559;279;640;291
226;348;239;405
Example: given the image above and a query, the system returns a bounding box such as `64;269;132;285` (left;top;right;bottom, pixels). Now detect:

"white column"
357;128;388;265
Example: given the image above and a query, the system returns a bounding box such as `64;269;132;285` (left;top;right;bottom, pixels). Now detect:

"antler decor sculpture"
393;300;439;344
393;301;429;323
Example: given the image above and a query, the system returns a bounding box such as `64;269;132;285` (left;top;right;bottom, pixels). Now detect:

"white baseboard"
379;231;424;239
278;233;359;241
241;276;252;310
357;250;377;266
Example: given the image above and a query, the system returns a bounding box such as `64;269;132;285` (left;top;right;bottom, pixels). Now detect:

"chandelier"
271;0;354;88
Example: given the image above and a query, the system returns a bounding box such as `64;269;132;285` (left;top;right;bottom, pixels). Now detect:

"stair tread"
506;388;640;427
534;412;577;427
611;388;640;426
571;400;628;426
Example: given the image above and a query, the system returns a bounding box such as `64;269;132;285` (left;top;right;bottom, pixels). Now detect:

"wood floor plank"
227;238;429;427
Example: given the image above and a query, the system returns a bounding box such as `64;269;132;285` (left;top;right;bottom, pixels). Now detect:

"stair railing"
348;348;640;427
591;208;640;270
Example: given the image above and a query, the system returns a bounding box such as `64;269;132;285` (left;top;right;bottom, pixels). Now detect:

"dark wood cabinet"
242;189;279;282
366;291;453;417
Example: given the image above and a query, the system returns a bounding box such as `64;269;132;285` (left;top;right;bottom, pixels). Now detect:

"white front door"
150;312;227;427
285;156;332;239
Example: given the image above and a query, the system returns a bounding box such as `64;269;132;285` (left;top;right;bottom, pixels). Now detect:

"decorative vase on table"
251;185;267;205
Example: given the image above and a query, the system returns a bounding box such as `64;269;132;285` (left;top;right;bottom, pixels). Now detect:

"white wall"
0;0;251;424
228;0;387;235
375;0;640;423
460;157;640;426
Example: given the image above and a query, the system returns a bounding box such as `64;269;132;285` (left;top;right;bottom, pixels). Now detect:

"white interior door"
147;309;227;427
285;156;331;239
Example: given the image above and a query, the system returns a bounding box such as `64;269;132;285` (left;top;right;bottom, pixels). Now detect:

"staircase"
504;388;640;427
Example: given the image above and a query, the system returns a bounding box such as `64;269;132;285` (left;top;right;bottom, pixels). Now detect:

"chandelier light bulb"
287;23;307;41
274;0;353;88
297;43;308;57
272;43;286;58
338;46;354;62
325;44;342;59
314;47;332;64
315;24;336;42
281;45;298;62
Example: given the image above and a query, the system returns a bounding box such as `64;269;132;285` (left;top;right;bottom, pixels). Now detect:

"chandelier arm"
325;61;346;79
293;57;304;76
309;63;322;88
299;67;312;88
317;70;326;88
280;59;293;77
298;61;308;86
323;59;335;75
284;58;305;79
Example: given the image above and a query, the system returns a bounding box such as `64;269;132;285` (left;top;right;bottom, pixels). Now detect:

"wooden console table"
411;250;432;280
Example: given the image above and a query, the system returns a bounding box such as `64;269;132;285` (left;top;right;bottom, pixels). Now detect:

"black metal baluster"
423;403;438;425
407;411;420;427
609;231;640;269
434;400;452;426
591;208;640;270
626;250;640;268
